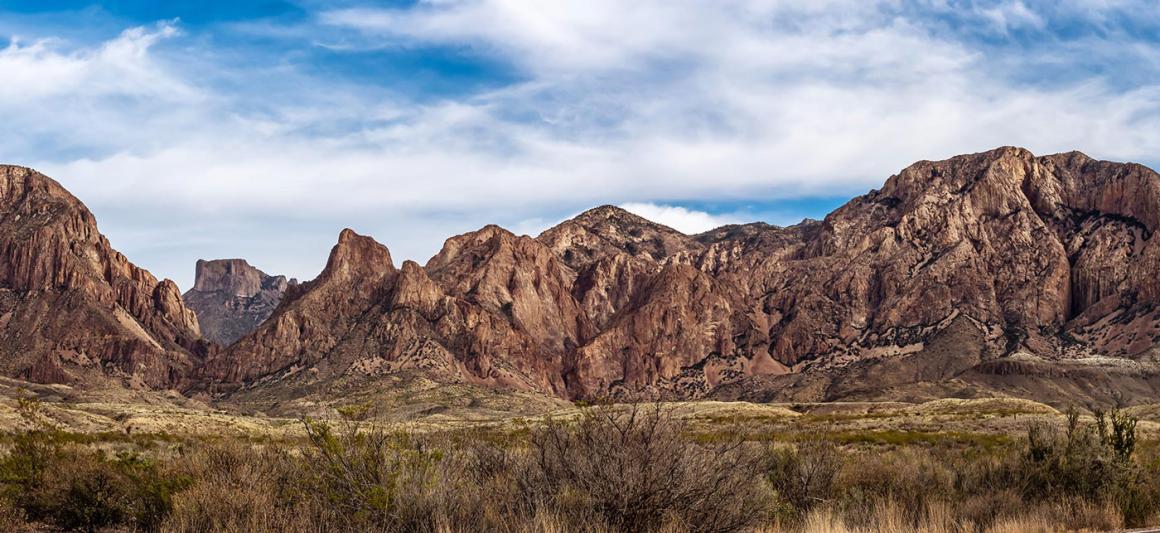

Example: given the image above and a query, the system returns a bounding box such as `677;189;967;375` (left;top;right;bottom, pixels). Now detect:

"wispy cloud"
0;21;203;157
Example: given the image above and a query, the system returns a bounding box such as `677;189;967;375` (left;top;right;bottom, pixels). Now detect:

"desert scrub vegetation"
160;404;771;532
764;406;1160;531
0;403;1155;531
0;430;189;532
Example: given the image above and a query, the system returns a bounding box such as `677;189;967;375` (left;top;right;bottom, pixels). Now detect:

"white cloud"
0;21;186;100
0;20;208;161
619;203;743;234
978;1;1046;33
3;2;1160;288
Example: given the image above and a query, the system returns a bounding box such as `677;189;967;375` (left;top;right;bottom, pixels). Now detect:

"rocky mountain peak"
193;259;265;298
321;228;395;282
387;260;448;320
5;149;1160;407
571;204;656;225
0;165;204;388
184;258;294;346
565;205;688;236
425;224;517;273
877;146;1033;207
424;224;589;353
538;205;703;270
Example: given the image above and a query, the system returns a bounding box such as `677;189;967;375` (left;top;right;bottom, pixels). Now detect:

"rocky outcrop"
198;228;569;396
688;147;1160;403
538;205;701;270
0;165;206;388
566;263;747;398
198;229;395;384
426;225;590;355
183;259;295;346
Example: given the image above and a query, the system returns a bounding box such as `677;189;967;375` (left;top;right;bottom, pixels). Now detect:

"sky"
2;0;1159;289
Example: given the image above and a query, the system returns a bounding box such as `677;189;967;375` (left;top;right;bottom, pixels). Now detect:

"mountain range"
2;147;1158;410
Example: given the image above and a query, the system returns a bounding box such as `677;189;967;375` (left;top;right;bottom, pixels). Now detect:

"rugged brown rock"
183;259;295;346
0;165;206;388
426;224;590;357
699;147;1160;403
198;229;396;384
197;227;570;402
538;205;702;270
198;147;1160;405
5;148;1158;407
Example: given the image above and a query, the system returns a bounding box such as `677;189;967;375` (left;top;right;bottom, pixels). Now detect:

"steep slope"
198;229;395;384
726;147;1072;367
0;165;205;389
566;262;755;398
199;228;570;402
537;205;702;270
548;148;1159;400
538;206;701;332
733;147;1157;364
1028;152;1160;356
426;225;590;356
703;147;1160;402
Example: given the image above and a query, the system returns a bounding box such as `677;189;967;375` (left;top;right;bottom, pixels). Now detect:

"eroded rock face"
686;148;1160;403
199;228;569;396
538;205;702;270
198;229;396;384
0;166;205;388
426;225;590;356
183;259;295;346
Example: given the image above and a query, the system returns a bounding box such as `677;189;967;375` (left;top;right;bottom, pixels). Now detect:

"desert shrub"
0;430;188;532
169;406;775;533
513;403;772;532
767;415;1157;533
166;424;452;533
0;403;1155;532
164;442;316;533
1016;407;1159;528
298;418;445;531
830;447;958;529
765;440;842;520
445;437;536;529
0;498;26;532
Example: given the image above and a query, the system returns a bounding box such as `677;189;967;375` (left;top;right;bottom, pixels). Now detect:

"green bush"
1018;407;1158;528
299;418;445;531
0;431;189;532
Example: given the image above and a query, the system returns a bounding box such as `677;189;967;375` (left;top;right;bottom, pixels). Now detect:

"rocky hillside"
0;166;207;389
183;259;294;346
2;148;1157;405
196;228;572;399
199;147;1160;405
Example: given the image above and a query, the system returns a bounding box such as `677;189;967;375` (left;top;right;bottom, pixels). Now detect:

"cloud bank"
1;1;1159;287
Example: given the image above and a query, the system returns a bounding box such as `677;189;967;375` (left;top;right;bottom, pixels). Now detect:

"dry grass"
1;394;1159;531
4;376;1158;446
782;498;1121;533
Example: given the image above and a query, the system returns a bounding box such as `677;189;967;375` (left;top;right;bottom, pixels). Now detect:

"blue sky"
2;1;1159;288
